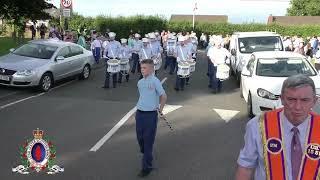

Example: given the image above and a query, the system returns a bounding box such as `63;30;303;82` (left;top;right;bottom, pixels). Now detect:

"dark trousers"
118;71;129;83
168;56;177;74
104;64;117;88
136;110;158;170
164;54;170;70
175;75;186;90
94;47;101;64
131;53;140;73
209;65;222;91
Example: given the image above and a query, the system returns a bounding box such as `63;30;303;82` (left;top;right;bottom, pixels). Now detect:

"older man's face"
281;85;318;125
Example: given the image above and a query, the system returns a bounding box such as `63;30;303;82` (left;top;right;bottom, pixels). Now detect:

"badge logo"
12;129;64;174
0;68;5;74
266;138;283;154
306;143;320;160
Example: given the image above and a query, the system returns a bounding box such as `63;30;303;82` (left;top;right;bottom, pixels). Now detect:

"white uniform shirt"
207;46;231;66
150;41;162;57
119;45;132;59
104;40;121;58
139;45;154;60
175;45;191;62
132;40;143;54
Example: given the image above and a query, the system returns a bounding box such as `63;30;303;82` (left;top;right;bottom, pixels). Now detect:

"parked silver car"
0;39;94;91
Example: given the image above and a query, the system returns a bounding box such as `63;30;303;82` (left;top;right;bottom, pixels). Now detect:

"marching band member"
166;34;177;75
102;32;121;89
118;38;132;83
149;33;163;75
131;33;143;74
139;38;155;79
91;36;102;64
174;36;192;91
207;37;231;93
190;33;198;61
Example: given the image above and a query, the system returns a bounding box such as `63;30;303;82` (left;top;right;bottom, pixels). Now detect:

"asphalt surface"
0;51;253;180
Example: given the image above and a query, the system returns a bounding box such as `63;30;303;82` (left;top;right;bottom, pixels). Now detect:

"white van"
229;31;284;83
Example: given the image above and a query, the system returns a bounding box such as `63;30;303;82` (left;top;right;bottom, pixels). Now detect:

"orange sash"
260;109;320;180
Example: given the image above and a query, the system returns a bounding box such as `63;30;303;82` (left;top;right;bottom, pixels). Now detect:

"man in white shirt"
139;38;155;79
118;38;132;83
131;33;143;74
207;38;231;93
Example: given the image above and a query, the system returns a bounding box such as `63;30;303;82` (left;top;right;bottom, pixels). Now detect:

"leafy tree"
0;0;55;39
287;0;320;16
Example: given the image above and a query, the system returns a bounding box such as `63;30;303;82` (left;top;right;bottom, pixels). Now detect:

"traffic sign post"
60;0;72;31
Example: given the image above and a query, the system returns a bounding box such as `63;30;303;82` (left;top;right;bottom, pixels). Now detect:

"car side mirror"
56;56;64;61
241;68;251;77
231;49;236;56
9;48;15;53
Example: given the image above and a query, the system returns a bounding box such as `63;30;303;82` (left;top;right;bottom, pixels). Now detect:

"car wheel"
247;93;254;118
79;64;90;80
240;81;244;98
39;73;53;92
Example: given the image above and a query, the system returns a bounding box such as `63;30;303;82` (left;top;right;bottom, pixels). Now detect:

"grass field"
0;37;30;56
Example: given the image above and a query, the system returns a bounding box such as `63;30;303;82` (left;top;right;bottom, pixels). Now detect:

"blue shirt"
139;46;154;60
105;40;121;58
136;75;166;111
175;45;191;61
237;111;310;180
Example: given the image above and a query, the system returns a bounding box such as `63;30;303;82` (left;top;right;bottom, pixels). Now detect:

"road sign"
61;0;72;9
63;9;71;17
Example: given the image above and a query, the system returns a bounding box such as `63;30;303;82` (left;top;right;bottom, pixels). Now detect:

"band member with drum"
139;38;155;79
166;34;177;75
118;38;132;83
131;33;143;74
190;33;198;61
102;32;121;89
207;37;231;93
174;36;192;91
149;33;163;75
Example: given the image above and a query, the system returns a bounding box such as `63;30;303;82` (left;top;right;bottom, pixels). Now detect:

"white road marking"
0;93;45;110
162;104;182;115
0;91;19;99
90;77;168;152
0;80;76;111
213;108;240;123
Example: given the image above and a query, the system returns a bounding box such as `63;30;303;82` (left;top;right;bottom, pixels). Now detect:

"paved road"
0;51;251;180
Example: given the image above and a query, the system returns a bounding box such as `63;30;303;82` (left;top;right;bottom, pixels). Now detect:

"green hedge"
67;14;320;39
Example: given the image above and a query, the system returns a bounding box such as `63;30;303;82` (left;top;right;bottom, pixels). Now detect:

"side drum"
107;59;120;73
177;62;190;77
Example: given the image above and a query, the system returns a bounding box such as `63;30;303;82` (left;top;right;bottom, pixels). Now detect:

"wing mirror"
9;48;15;53
241;68;251;77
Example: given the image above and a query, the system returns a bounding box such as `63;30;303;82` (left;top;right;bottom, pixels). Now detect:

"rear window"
238;36;283;53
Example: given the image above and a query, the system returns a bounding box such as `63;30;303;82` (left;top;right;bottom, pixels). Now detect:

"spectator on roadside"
304;42;313;59
312;36;319;55
77;31;86;48
30;24;36;40
39;23;46;39
294;42;305;55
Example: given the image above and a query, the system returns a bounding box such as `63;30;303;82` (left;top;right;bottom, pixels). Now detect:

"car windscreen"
238;36;283;53
12;43;58;59
256;58;317;77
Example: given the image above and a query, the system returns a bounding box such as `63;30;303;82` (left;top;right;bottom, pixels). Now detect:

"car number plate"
0;75;10;81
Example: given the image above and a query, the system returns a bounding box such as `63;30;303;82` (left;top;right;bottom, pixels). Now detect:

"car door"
241;55;256;101
70;45;85;74
53;46;74;80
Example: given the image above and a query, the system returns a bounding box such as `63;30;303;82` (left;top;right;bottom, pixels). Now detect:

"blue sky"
51;0;291;23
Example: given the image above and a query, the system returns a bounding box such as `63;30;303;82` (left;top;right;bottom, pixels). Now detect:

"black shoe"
102;86;109;89
138;169;152;177
186;82;189;85
212;89;217;94
118;81;122;84
208;85;212;88
169;72;173;75
174;87;179;91
181;88;184;91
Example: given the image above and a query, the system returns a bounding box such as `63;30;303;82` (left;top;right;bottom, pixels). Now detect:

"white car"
229;31;284;84
240;51;320;117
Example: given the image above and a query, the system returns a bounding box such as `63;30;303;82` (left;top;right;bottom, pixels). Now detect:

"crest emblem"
0;68;5;74
266;138;283;154
12;129;64;174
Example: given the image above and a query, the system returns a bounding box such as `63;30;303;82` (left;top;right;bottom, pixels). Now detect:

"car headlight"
257;88;279;100
15;70;35;76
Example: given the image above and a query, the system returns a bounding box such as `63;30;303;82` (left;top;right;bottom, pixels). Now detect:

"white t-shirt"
207;46;231;66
